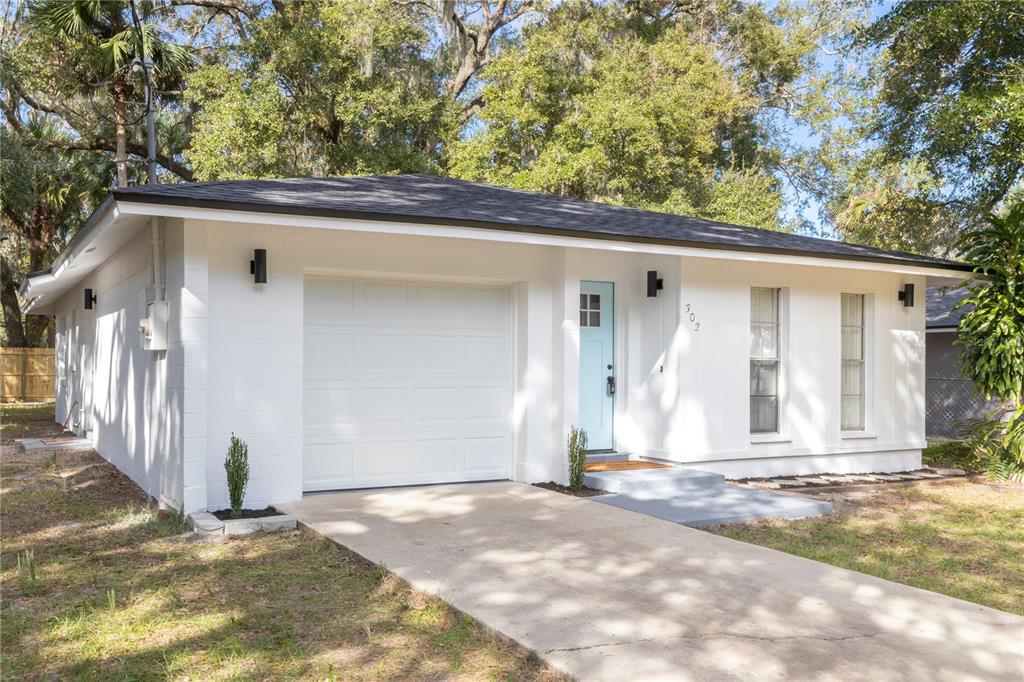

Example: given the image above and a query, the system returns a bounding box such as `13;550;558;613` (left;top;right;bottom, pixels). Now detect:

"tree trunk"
113;83;129;187
0;266;27;347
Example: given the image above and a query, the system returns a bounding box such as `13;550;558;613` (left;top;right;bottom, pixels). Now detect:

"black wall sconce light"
647;270;664;298
897;282;915;307
250;249;267;284
84;288;97;310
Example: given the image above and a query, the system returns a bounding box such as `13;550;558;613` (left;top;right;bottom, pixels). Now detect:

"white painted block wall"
55;215;929;511
52;219;190;510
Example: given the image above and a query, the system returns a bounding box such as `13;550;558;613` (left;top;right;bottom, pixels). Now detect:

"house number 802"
684;303;700;332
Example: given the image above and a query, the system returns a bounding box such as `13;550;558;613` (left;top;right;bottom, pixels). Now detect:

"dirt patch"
533;481;608;497
210;507;283;520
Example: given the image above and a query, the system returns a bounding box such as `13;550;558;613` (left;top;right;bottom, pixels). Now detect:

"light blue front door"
579;281;615;450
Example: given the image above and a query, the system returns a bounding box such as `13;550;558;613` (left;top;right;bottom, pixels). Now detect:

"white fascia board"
117;201;973;280
21;201;123;313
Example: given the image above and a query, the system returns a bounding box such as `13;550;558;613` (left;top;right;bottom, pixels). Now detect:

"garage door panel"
414;334;460;370
414;439;460;475
465;437;509;473
361;334;410;369
304;277;511;491
360;281;408;318
359;387;411;422
303;387;354;425
304;442;354;483
414;387;460;422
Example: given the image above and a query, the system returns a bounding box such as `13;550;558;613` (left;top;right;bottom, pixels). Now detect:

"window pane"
580;311;588;327
590;294;600;310
841;396;864;431
750;360;778;396
841;327;863;360
580;294;587;310
842;294;863;326
750;396;778;433
590;311;601;327
751;287;777;324
841;362;863;395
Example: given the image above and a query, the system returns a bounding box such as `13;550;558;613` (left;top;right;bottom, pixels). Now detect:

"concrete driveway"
278;482;1023;681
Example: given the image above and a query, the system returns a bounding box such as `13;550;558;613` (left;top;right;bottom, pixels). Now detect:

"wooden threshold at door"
583;461;672;473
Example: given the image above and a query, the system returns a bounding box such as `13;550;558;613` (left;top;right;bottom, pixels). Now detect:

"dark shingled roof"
927;287;972;329
113;174;970;271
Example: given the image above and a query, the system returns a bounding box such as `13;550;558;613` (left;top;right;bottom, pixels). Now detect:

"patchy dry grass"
1;403;561;681
709;481;1024;616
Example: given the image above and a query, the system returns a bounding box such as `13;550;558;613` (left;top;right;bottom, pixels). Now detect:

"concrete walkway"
279;482;1024;681
583;466;833;526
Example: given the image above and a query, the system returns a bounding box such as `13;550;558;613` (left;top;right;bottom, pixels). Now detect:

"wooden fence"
1;348;55;402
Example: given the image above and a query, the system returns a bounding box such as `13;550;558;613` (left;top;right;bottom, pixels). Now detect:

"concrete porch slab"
593;484;833;527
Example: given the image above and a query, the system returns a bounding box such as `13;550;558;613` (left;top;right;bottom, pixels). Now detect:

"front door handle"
606;375;616;395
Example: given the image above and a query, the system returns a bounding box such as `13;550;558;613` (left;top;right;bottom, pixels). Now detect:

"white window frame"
840;292;875;439
749;286;789;438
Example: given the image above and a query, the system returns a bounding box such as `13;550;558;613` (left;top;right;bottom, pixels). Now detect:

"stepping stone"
820;475;855;484
842;475;881;482
929;468;966;477
913;472;944;479
868;474;905;482
748;481;783;490
794;477;832;485
773;479;805;488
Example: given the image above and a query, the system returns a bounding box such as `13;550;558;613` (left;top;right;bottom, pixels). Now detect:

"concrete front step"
583;451;631;464
583;466;725;495
594;485;833;528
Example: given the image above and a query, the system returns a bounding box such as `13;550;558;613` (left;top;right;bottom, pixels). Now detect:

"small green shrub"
224;434;250;518
966;414;1024;483
17;549;37;591
567;425;588;490
922;440;983;473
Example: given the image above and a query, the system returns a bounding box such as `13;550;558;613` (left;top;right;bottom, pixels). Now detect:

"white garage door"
303;277;512;491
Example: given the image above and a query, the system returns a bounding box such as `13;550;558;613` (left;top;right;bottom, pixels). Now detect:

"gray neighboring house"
925;287;998;438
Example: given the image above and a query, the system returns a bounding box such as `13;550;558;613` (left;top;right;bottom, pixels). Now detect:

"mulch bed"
533;481;607;497
210;507;282;520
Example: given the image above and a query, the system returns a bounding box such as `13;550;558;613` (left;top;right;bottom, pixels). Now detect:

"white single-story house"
20;175;969;513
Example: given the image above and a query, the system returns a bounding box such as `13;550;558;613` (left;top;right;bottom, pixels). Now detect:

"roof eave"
110;191;975;274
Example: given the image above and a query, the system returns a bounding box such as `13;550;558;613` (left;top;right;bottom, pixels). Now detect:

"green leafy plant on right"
567;425;588;491
955;203;1024;482
224;434;250;518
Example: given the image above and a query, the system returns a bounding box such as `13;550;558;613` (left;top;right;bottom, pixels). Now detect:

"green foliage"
962;415;1024;483
567;425;588;491
224;434;250;518
832;156;963;254
185;0;444;179
448;1;803;229
17;549;38;592
956;205;1024;467
922;440;982;474
864;0;1024;213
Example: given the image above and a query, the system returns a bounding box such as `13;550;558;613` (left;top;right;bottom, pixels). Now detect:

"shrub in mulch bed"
533;481;607;497
210;507;282;521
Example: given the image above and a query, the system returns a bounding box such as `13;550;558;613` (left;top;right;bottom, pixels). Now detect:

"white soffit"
116;201;973;280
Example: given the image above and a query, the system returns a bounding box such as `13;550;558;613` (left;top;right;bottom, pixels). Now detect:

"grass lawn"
1;403;561;681
709;481;1024;616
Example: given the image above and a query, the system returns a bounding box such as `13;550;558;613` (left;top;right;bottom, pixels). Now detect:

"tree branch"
26;136;195;181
